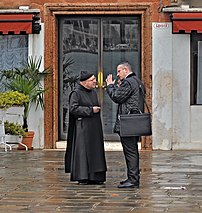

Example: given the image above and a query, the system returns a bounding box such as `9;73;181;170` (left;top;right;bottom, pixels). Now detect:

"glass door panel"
59;18;99;139
102;18;141;139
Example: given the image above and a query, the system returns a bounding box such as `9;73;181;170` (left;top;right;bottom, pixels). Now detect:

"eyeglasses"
86;77;96;82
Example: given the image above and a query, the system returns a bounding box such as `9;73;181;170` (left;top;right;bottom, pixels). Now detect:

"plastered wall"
153;22;202;150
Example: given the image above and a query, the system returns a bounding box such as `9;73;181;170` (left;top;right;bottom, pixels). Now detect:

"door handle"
102;82;107;89
95;83;106;89
95;84;106;89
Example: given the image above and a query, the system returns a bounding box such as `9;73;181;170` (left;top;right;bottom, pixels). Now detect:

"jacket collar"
126;72;136;79
78;83;92;92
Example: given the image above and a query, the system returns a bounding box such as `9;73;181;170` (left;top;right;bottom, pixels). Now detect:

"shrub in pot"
0;91;28;149
4;121;26;146
0;91;28;110
4;120;25;136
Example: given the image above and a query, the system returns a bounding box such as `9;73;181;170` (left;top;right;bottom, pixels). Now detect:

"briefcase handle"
139;84;151;114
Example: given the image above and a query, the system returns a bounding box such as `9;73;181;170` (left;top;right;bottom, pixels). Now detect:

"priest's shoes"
87;180;104;185
78;180;104;185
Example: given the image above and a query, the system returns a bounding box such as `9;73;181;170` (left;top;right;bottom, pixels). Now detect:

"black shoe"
78;180;88;184
87;180;104;185
120;179;129;184
118;181;139;189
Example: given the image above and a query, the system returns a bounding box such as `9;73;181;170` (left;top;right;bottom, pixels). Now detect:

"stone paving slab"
0;150;202;212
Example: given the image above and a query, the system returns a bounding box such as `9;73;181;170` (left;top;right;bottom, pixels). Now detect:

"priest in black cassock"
65;71;107;184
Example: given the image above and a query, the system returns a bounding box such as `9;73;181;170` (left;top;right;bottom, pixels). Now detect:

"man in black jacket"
106;61;141;188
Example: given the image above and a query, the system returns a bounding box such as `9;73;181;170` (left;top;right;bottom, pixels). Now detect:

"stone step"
56;141;141;151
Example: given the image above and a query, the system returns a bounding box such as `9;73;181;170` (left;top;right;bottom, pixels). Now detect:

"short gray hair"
118;61;133;72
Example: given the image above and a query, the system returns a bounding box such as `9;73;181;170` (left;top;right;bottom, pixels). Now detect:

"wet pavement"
0;149;202;212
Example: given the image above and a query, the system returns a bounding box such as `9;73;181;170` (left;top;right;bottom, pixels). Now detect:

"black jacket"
106;73;144;133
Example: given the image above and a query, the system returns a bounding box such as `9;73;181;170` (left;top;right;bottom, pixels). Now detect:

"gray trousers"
120;136;140;184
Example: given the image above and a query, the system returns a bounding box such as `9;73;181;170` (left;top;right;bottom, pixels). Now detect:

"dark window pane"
191;33;202;105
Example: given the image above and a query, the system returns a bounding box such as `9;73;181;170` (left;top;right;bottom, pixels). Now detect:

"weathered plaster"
28;23;45;149
172;34;190;146
152;22;173;150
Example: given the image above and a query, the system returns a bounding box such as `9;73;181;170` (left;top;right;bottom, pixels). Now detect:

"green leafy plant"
0;56;51;131
0;91;29;109
4;121;26;136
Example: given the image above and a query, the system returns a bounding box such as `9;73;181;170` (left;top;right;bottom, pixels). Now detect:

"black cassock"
65;84;107;182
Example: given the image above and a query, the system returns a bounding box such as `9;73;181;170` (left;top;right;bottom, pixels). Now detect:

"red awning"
0;14;33;34
172;13;202;33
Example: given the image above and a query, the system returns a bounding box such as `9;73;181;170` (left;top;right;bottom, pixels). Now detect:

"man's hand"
106;74;115;86
93;106;101;113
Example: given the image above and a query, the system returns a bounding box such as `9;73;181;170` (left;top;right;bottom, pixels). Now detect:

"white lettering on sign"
153;23;169;29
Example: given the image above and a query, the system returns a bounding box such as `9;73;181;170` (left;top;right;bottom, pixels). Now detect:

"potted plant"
0;56;51;149
4;120;29;150
5;120;25;136
0;91;29;110
0;91;28;127
0;91;28;150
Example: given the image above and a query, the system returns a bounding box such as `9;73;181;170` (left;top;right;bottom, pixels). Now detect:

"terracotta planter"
18;131;35;150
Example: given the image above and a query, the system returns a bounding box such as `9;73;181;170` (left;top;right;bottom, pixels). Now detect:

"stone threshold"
56;141;141;151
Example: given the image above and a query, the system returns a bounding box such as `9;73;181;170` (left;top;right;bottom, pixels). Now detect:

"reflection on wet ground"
0;150;202;212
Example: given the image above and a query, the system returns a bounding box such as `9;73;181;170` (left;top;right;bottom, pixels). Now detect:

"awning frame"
171;13;202;34
0;9;41;35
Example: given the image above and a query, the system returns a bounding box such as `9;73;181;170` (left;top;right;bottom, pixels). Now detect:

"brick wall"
0;0;171;22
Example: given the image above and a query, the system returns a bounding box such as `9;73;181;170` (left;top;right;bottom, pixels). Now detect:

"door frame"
44;3;152;150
